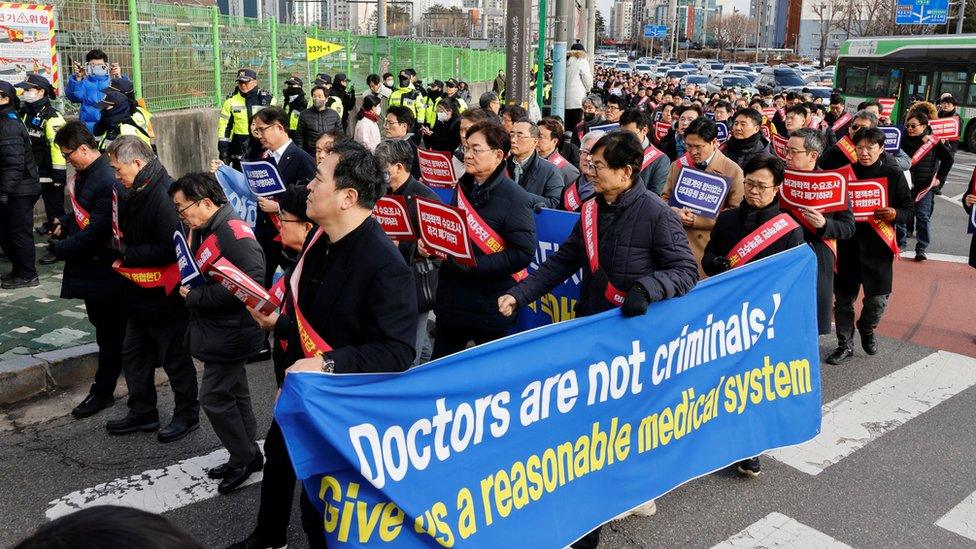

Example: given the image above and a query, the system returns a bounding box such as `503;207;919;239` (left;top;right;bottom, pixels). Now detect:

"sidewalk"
0;234;95;361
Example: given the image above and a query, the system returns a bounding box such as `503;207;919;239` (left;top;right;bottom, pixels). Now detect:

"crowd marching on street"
3;41;976;549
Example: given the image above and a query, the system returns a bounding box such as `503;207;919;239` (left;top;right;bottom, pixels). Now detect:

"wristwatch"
321;356;335;374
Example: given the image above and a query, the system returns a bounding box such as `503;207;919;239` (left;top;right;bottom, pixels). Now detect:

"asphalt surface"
1;152;975;549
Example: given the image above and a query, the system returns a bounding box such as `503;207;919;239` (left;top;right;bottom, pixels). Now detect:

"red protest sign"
372;195;416;240
206;258;278;315
771;134;789;159
654;121;670;141
417;148;457;188
877;98;896;118
929;117;960;141
414;197;475;265
781;170;849;213
847;179;888;221
761;107;776;120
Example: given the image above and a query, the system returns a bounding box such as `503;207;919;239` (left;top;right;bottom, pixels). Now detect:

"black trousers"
201;361;259;467
301;487;329;549
85;299;127;400
0;194;39;279
253;419;296;544
834;292;890;348
37;181;66;223
256;211;282;289
430;322;506;360
121;317;199;422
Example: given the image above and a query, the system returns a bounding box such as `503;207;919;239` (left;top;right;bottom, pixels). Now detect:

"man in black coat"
0;81;41;288
784;129;856;335
723;108;772;170
818;110;911;172
827;128;913;364
103;136;200;440
702;154;806;275
172;173;266;494
251;107;317;288
276;141;417;549
430;122;537;359
50;121;126;418
506;120;565;209
375;139;442;365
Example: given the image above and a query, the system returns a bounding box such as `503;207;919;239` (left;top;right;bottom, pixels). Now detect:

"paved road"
2;153;975;548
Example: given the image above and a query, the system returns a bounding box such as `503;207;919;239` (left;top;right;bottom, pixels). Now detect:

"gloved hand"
710;256;731;274
448;256;474;273
621;284;650;318
217;141;230;163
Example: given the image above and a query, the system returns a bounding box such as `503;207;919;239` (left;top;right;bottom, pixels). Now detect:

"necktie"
512;162;523;185
696;162;707;170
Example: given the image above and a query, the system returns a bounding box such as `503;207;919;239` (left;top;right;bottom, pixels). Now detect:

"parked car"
635;64;656;76
755;67;806;93
725;63;755;74
678;63;698;72
665;69;690;80
681;74;709;87
706;74;760;96
615;61;633;72
785;86;833;101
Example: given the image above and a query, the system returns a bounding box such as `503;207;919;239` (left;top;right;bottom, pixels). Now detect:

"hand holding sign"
414;197;475;265
241;161;287;197
668;168;730;219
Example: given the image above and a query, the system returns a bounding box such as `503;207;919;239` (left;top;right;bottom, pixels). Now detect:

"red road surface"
877;258;976;358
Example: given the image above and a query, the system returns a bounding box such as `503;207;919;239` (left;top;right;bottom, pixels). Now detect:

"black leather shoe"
860;331;878;355
71;394;114;419
106;414;159;435
2;276;39;289
826;346;854;365
208;462;233;480
38;251;60;265
158;420;200;443
1;271;16;283
226;532;287;549
218;452;264;494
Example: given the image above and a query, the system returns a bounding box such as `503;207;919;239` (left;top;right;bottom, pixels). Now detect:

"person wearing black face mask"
0;80;41;289
331;73;356;131
92;90;150;152
281;76;307;138
16;74;66;264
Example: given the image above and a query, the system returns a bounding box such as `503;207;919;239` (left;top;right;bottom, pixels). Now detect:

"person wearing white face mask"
353;94;382;152
422;97;461;153
65;48;125;133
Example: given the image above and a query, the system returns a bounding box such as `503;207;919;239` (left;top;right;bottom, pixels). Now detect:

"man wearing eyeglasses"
505;120;565;209
658;105;702;162
50;121;126;418
818;110;911;171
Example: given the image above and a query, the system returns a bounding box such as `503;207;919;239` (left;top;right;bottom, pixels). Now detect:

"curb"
0;344;98;405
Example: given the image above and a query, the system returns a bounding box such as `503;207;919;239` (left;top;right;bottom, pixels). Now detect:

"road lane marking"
46;440;265;519
711;512;852;548
936;490;976;542
771;351;976;475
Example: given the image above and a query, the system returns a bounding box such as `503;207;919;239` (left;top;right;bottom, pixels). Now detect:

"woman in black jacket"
423;97;461;153
898;112;952;260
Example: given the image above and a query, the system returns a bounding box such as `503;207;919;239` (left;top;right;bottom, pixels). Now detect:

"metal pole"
313;26;320;78
957;0;967;33
585;0;595;59
754;2;761;63
345;29;352;75
126;0;143;100
269;18;278;95
669;0;678;58
536;0;548;108
211;6;222;107
378;0;388;37
552;0;568;119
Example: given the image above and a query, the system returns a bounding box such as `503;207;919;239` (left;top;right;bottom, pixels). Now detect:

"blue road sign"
895;0;948;24
644;24;667;38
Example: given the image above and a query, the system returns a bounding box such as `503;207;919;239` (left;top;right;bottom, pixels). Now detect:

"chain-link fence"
27;0;506;113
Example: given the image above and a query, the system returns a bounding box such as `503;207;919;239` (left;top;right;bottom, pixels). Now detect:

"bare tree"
707;14;732;59
725;14;755;57
808;0;842;67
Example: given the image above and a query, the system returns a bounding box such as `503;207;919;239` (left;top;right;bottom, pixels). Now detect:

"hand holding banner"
415;197;475;265
929;117;960;141
847;179;888;221
668;167;730;218
173;230;205;288
417;148;458;188
206;258;278;315
781;170;849;213
240;161;287;197
372;196;416;240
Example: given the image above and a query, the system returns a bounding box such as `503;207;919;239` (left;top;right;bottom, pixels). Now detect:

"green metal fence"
29;0;506;113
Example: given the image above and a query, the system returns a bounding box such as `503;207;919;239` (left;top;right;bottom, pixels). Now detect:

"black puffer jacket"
507;183;699;318
900;134;952;199
185;204;266;363
295;106;341;156
434;164;537;333
0;103;40;197
702;197;805;276
51;155;123;300
722;133;771;170
117;158;187;320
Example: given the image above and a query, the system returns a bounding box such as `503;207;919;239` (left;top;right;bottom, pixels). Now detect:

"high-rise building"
610;0;634;41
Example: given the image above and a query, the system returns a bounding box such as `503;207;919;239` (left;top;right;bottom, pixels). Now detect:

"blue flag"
513;208;581;332
215;165;258;227
276;245;822;548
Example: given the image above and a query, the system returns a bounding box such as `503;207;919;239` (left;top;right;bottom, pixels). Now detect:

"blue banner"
216;165;258;227
513;208;581;332
276;245;822;548
173;230;204;288
669;167;730;218
589;122;620;133
716;121;729;142
241;160;287;196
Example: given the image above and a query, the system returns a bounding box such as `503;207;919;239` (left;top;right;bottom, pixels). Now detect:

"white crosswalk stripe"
898;251;970;263
771;351;976;475
46;440;266;519
935;490;976;542
711;512;853;548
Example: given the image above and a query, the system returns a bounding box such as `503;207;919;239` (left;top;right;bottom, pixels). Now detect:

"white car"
724;63;755;74
615;61;633;72
681;74;709;87
635;64;655;76
665;69;689;80
706;74;760;96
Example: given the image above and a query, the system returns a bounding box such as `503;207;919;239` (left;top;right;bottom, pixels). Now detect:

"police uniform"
93;90;151;152
282;76;307;136
108;78;155;141
218;69;274;168
16;75;66;230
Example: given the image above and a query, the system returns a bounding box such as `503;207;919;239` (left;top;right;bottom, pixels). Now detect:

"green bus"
835;35;976;150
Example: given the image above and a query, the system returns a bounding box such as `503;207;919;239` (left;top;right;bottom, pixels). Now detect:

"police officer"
422;79;444;127
331;73;356;130
16;74;66;264
92;90;151;151
217;68;274;169
107;78;153;143
0;81;41;289
281;76;307;137
388;70;422;130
